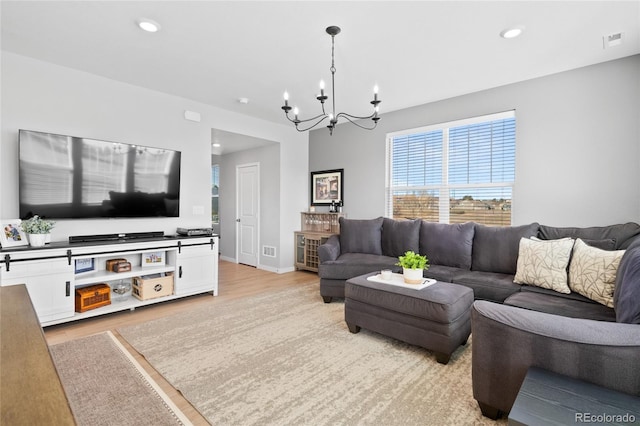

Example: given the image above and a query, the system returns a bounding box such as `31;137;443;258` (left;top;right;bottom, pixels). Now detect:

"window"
211;164;219;224
386;111;515;226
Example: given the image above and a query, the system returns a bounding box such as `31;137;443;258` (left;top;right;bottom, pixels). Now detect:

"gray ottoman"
345;272;474;364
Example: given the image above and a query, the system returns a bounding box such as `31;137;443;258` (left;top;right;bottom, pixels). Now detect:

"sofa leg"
435;352;451;365
322;296;332;303
477;401;501;420
347;323;361;334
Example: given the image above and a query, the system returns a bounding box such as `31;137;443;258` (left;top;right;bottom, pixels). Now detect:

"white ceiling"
2;1;639;136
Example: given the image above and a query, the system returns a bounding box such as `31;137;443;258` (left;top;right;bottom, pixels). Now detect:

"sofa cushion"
452;271;521;302
504;291;616;322
318;253;398;280
513;237;574;294
539;222;640;249
339;217;384;255
419;221;475;269
381;218;420;258
519;284;601;302
424;265;467;283
568;238;625;308
613;243;640;324
472;223;539;274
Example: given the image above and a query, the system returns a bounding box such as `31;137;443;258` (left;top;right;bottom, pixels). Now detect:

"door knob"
236;219;241;222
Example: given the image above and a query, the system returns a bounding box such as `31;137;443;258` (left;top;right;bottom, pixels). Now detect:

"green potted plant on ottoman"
396;250;429;284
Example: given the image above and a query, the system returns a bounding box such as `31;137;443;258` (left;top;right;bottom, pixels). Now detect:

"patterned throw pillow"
514;237;575;293
569;238;625;307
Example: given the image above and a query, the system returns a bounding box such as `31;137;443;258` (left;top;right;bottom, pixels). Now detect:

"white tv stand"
0;235;218;326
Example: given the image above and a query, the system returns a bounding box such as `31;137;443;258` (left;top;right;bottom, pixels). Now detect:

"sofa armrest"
471;300;640;417
319;235;341;263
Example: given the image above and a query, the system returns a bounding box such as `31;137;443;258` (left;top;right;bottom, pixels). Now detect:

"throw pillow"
381;218;420;257
419;221;475;269
472;222;540;274
569;238;625;308
339;217;384;255
513;237;575;294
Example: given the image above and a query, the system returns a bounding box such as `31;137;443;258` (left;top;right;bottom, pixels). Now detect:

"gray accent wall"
309;55;640;227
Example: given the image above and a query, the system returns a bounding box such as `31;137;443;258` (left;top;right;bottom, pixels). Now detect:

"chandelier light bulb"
283;91;289;101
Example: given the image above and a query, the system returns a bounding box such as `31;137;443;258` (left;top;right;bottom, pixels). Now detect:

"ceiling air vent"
603;32;623;49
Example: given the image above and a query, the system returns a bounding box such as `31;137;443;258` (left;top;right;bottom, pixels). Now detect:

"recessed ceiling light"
137;19;161;33
500;26;524;39
212;143;221;148
238;97;249;104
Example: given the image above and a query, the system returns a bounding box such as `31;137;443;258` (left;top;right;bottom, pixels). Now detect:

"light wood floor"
44;261;320;425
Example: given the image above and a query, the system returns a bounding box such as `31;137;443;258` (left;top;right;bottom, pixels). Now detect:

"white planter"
28;234;48;247
402;267;424;284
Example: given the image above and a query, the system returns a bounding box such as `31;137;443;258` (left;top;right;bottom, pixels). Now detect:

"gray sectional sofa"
318;217;640;418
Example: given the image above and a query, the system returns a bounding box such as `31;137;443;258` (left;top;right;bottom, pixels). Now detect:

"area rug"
118;283;506;426
49;331;191;426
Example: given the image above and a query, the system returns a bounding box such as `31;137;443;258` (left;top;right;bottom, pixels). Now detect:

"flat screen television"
19;130;181;219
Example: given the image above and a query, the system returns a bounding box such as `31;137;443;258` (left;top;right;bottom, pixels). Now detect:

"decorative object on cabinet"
142;251;165;267
132;274;174;300
300;212;345;234
75;283;111;313
74;258;95;274
310;169;343;206
19;215;55;247
0;219;28;248
111;279;132;301
106;258;131;272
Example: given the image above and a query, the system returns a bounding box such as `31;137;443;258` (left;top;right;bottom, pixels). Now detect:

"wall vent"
262;245;277;258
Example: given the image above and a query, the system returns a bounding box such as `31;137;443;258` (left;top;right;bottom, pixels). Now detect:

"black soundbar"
69;231;164;243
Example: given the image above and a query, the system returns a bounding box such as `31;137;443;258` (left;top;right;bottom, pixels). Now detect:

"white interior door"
236;163;259;267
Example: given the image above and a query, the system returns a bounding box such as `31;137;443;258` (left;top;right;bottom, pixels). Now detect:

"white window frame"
385;110;515;224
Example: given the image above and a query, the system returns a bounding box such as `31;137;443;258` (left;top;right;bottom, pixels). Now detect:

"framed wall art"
0;219;28;248
310;169;343;206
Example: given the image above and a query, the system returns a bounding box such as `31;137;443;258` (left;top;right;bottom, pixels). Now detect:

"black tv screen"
19;130;181;219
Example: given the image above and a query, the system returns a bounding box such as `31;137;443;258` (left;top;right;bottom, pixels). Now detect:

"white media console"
0;235;218;326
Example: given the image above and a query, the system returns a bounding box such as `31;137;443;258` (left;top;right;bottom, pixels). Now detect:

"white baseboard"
219;256;296;275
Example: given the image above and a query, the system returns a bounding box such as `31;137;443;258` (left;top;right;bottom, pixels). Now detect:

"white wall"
1;52;308;271
309;55;640;227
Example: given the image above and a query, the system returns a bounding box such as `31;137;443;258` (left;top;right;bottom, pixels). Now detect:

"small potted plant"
20;215;55;247
396;250;429;284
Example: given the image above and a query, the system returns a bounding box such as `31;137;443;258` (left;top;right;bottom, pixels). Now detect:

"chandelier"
281;26;381;135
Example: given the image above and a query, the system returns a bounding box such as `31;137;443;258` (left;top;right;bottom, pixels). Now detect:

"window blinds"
386;111;515;226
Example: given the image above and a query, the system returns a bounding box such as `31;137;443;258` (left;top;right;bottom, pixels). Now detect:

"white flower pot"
403;267;424;284
28;234;48;247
